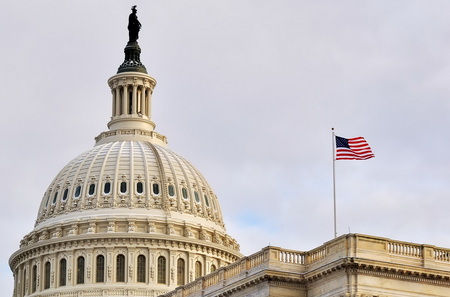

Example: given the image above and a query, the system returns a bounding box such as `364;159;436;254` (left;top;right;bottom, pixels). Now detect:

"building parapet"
160;233;450;297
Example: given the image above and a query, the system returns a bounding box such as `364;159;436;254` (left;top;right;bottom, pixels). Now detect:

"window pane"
52;192;58;204
195;261;202;279
120;182;127;194
137;255;146;283
168;185;174;197
157;256;166;284
137;182;144;194
88;184;96;196
104;182;111;194
44;262;51;289
204;195;210;207
32;265;37;293
74;185;82;198
177;259;185;286
117;254;125;282
60;259;67;286
182;188;188;199
77;257;85;284
194;191;200;203
96;255;105;283
152;183;160;195
62;189;68;201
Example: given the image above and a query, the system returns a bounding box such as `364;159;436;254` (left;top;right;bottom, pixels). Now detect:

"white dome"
10;30;241;297
36;140;225;231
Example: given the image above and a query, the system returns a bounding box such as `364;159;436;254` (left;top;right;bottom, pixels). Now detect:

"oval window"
103;182;111;194
52;192;58;204
204;195;210;207
152;183;160;195
88;184;96;196
62;188;68;201
194;191;200;203
137;182;144;194
120;181;127;194
74;185;82;198
168;185;175;197
182;188;188;199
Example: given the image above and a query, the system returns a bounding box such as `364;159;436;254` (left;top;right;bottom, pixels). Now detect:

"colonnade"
112;83;152;118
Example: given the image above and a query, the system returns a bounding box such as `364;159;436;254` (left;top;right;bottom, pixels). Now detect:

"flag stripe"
335;135;374;160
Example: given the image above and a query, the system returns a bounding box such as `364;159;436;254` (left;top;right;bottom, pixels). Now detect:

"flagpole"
332;128;337;238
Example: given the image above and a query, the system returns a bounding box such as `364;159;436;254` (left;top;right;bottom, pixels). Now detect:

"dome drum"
10;236;238;297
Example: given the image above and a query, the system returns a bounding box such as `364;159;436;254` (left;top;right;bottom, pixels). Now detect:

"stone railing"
160;233;450;297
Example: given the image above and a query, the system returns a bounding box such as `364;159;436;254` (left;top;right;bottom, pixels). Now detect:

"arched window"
96;255;105;283
177;258;185;286
116;254;125;282
157;256;166;284
204;195;210;207
59;259;67;286
195;261;202;279
44;261;51;289
32;265;37;293
211;264;217;273
137;255;146;283
194;191;200;203
77;256;85;284
22;268;27;296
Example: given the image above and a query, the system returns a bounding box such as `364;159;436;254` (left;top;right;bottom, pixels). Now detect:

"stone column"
115;87;121;116
140;88;145;115
122;84;128;115
146;88;152;118
132;84;138;115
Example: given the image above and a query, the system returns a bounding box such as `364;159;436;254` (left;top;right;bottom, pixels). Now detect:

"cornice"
305;257;450;287
10;233;241;269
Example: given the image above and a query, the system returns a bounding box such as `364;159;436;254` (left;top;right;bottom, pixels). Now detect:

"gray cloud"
3;1;450;294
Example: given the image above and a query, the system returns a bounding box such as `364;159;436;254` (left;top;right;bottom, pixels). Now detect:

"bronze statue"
128;5;141;42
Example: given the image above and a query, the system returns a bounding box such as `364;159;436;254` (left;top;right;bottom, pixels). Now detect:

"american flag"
335;136;375;160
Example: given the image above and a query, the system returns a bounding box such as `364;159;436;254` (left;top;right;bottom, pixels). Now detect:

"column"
122;85;128;115
146;88;152;118
115;87;121;116
139;88;145;115
132;84;138;115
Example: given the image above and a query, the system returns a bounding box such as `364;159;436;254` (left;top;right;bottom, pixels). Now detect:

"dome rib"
157;146;187;213
143;141;171;213
95;141;116;208
113;141;127;207
82;141;106;209
136;141;151;208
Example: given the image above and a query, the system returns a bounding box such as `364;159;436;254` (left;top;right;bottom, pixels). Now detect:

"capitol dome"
35;140;227;233
10;8;240;297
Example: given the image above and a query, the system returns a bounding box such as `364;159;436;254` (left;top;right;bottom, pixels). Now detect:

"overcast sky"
3;1;450;294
